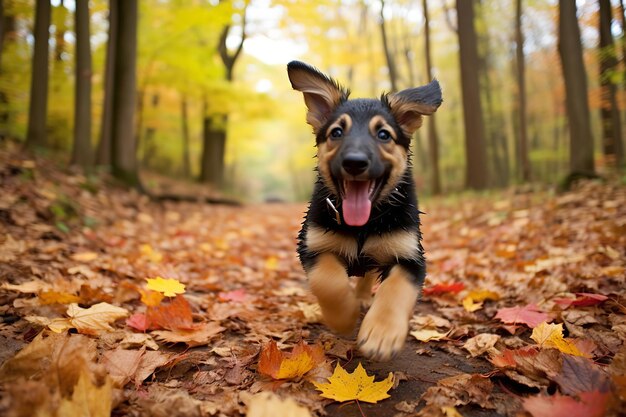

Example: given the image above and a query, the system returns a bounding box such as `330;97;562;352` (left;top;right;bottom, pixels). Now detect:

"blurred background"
0;0;624;201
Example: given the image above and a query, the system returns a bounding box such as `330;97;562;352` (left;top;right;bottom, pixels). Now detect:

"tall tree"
110;0;140;186
181;93;191;178
199;2;247;186
598;0;623;167
456;0;488;189
558;0;595;174
379;0;398;92
96;0;117;166
25;0;51;149
71;0;92;168
423;0;441;194
515;0;531;181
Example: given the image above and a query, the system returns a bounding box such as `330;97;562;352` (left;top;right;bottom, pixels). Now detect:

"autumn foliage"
0;152;625;416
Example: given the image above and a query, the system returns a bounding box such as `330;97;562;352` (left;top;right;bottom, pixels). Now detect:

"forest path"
0;153;624;416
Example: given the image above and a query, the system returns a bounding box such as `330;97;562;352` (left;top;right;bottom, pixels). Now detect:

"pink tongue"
343;181;372;226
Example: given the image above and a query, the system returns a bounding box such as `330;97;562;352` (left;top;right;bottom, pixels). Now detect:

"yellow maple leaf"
258;340;325;380
67;302;129;335
58;368;113;417
530;322;586;356
314;362;394;403
146;277;186;297
462;297;483;312
442;406;464;417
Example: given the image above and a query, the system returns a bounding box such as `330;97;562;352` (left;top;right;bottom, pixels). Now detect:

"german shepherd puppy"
287;61;442;361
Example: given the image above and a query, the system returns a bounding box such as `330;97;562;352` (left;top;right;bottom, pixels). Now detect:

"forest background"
0;0;624;201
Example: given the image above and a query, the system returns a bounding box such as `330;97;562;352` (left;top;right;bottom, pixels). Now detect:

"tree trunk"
0;0;5;69
558;0;595;174
181;93;191;178
71;0;93;168
25;0;51;149
456;0;488;190
423;0;441;194
379;0;398;92
96;0;117;166
110;0;140;186
200;112;227;186
515;0;531;181
53;0;66;63
598;0;623;167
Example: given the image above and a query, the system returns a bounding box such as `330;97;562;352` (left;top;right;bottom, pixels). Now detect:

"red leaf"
494;304;550;328
146;294;196;331
523;391;610;417
553;293;608;309
489;346;538;368
126;313;151;331
422;282;465;296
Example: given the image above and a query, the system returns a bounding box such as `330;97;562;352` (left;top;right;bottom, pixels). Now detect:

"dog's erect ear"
287;61;348;132
386;79;442;135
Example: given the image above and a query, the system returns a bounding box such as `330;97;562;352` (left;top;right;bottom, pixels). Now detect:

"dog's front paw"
357;308;408;361
319;294;360;335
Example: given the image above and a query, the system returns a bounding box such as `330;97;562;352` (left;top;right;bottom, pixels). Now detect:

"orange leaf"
422;282;465;296
146;295;195;331
139;289;164;307
258;340;325;380
38;291;81;305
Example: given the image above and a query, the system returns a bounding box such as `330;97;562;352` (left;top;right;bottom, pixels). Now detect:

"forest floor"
0;149;625;417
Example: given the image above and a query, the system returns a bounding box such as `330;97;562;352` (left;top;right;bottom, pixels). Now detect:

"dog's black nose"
342;152;370;176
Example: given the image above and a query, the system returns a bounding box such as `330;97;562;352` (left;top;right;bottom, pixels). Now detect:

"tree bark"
423;0;441;194
96;0;117;166
25;0;51;149
200;2;247;186
110;0;140;186
181;93;191;178
515;0;531;181
558;0;595;174
379;0;398;92
598;0;623;167
71;0;93;168
456;0;488;190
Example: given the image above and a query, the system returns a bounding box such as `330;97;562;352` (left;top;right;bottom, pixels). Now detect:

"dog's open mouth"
341;179;383;226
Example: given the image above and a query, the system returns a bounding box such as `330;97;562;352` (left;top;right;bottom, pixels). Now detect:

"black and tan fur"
288;61;442;360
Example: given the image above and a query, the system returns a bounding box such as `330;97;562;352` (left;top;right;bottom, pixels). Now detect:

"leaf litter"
0;150;625;416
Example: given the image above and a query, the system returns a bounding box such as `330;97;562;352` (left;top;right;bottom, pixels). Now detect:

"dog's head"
287;61;442;226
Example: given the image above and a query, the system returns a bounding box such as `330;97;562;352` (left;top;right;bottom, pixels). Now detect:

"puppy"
287;61;442;361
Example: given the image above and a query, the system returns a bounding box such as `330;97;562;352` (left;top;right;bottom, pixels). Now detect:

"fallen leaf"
553;293;608;309
71;251;99;262
313;362;394;404
101;347;144;387
2;279;50;293
38;290;81;305
530;322;587;357
140;288;165;307
146;276;185;297
146;294;195;331
140;244;163;263
422;282;465;296
67;302;129;335
463;333;500;357
553;355;611;396
522;391;610;417
126;313;151;331
151;321;225;347
462;297;483;312
421;373;493;409
494;304;550;328
258;340;325;380
411;328;449;342
246;392;312;417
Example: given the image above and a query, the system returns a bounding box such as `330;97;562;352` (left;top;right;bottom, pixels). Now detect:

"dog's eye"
377;129;392;141
330;127;343;139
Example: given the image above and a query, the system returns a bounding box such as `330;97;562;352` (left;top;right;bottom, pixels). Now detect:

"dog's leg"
357;265;419;360
355;270;378;307
308;252;360;334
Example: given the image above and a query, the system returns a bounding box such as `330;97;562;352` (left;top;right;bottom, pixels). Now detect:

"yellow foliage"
146;277;186;297
58;368;113;417
530;322;587;357
314;362;394;404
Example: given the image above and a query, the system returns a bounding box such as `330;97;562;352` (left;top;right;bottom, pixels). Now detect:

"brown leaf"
553;355;611;396
462;333;500;357
151;321;225;347
421;373;494;409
